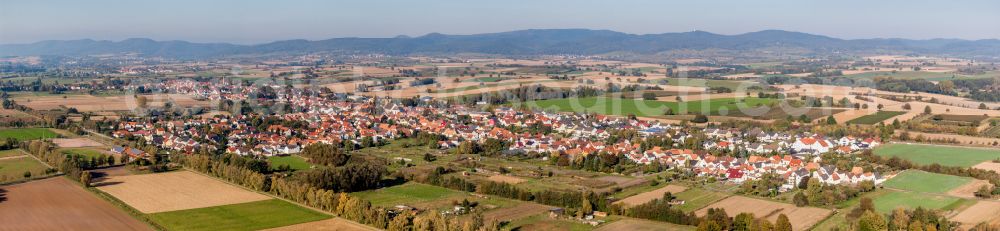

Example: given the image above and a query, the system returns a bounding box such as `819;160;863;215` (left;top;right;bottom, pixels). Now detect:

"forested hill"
2;29;998;58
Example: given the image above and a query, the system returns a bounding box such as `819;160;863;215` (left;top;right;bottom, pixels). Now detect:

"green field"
469;77;503;82
874;144;1000;167
673;188;729;212
846;111;906;125
268;155;312;171
523;97;776;117
663;78;764;90
0;128;60;141
0;156;50;181
872;191;969;214
0;149;26;158
352;182;465;207
505;214;599;231
59;148;108;159
148;199;330;231
883;170;972;194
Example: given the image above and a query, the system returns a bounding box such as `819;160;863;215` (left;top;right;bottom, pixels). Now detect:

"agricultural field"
483;203;554;223
874;143;1000;167
51;137;105;148
96;170;271;213
949;201;1000;230
595;218;695;231
882;170;973;194
0;156;50;182
837;71;955;81
846;111;906;124
148;199;331;231
59;147;111;159
663;78;764;90
262;218;378;231
0;127;60;141
504;213;603;231
613;184;687;208
672;187;730;212
0;149;25;158
0;177;152;230
469;77;504;82
268;155;312;171
871;191;971;214
523;97;776;117
351;182;465;208
696;196;831;231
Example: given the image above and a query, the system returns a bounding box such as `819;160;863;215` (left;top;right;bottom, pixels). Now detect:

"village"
108;79;887;193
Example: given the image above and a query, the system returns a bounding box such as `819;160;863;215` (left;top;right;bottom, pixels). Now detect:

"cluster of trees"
952;78;1000;102
792;178;875;207
183;154;268;191
559;152;637;173
874;77;954;95
420;173;609;213
850;199;956;231
611;192;699;226
696;208;793;231
293;160;387;192
450;139;508;156
191;160;486;231
300;143;351;166
21;140;73;180
455;85;601;105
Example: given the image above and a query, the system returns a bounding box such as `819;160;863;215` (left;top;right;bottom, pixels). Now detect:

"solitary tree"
775;214;793;231
80;171;92;187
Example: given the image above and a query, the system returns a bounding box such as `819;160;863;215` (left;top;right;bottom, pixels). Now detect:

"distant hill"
2;29;998;59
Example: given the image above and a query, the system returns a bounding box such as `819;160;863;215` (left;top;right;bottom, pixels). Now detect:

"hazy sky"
2;0;999;44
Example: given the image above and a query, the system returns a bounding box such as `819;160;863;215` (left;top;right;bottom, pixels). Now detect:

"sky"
2;0;999;44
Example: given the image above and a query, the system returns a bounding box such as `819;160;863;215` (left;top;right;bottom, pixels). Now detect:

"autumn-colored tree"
859;210;888;231
775;214;793;231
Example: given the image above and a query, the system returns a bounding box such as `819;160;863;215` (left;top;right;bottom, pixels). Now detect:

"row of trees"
184;154;269;191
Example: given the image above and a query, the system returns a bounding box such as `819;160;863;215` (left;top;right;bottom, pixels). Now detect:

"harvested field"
96;170;270;213
51;137;104;148
895;131;1000;147
973;161;1000;173
484;203;554;222
697;196;831;231
947;180;992;198
950;201;1000;230
615;185;688;208
487;174;526;184
596;218;695;231
0;177;152;230
16;94;213;112
262;218;378;231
